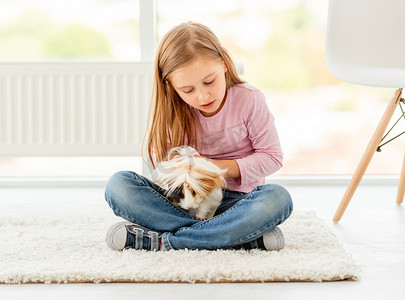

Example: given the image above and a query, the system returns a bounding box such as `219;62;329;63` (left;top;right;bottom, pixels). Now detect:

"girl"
105;22;293;251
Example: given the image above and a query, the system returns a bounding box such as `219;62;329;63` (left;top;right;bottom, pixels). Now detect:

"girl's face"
170;55;227;117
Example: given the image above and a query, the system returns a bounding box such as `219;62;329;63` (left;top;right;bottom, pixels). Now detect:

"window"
0;0;141;61
0;0;145;178
0;0;403;177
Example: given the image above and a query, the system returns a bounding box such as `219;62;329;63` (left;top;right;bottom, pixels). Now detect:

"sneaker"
239;226;284;251
106;221;163;251
262;226;284;251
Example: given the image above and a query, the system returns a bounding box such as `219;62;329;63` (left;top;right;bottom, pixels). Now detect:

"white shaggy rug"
0;204;360;283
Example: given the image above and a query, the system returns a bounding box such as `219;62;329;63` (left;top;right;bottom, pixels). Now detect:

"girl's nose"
196;87;209;101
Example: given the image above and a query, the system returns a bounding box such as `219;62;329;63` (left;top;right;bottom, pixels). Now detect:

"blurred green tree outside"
44;24;111;59
0;11;111;60
0;6;339;88
223;6;340;89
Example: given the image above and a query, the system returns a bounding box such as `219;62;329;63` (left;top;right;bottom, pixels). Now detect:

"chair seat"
325;0;405;88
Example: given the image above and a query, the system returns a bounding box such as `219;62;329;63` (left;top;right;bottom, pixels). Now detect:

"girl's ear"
223;61;228;73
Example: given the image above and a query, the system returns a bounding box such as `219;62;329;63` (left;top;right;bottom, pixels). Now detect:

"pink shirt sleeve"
234;90;283;185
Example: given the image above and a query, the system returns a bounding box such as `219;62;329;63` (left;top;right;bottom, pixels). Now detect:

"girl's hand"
207;158;241;179
171;153;240;179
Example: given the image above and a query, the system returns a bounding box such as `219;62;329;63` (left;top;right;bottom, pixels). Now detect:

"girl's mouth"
201;100;215;109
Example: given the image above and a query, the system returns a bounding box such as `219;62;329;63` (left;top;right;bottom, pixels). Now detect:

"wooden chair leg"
333;89;403;222
396;152;405;205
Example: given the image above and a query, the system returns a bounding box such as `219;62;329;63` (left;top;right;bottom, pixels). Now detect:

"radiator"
0;62;153;157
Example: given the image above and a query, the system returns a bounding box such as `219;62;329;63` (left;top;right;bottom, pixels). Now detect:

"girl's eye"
204;79;215;85
183;89;194;94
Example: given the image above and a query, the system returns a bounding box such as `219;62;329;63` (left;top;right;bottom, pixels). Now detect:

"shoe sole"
273;227;284;250
106;221;134;251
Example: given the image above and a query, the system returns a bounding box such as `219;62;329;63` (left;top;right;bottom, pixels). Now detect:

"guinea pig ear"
167;147;178;160
168;152;176;160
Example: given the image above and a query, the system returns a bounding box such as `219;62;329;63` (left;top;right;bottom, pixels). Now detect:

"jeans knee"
273;184;293;214
105;171;137;207
255;184;293;220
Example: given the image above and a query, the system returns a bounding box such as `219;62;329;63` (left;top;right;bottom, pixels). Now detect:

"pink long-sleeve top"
193;83;283;193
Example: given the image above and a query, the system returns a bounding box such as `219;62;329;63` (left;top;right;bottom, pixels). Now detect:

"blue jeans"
105;171;293;250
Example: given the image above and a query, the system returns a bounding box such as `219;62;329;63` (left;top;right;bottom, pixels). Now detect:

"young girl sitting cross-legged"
105;21;293;251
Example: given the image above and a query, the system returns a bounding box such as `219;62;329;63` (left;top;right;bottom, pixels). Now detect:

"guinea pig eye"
192;190;196;197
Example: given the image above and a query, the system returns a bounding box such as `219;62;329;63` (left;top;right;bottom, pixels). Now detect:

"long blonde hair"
146;22;244;167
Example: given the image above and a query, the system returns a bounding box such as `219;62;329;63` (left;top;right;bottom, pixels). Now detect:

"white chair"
325;0;405;222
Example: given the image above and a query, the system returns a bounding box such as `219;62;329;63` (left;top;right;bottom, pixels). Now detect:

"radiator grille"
0;63;153;156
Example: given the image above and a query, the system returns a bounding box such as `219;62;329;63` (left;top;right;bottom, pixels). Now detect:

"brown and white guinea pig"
153;146;227;220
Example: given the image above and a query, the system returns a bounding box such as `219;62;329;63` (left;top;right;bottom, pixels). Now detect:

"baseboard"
0;177;109;188
268;174;400;186
0;175;400;188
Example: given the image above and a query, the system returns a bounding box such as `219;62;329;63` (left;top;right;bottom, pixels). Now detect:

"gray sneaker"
106;221;163;251
262;226;284;251
239;226;285;251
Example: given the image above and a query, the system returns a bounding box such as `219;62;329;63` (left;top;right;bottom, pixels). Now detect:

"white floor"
0;181;404;300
